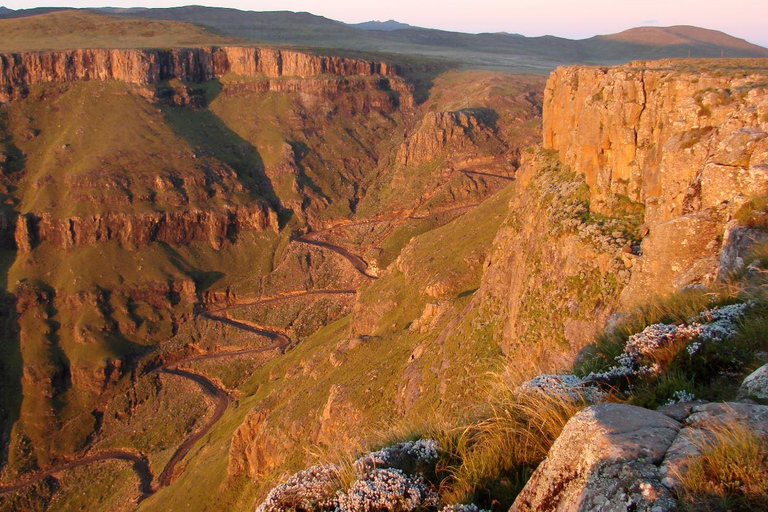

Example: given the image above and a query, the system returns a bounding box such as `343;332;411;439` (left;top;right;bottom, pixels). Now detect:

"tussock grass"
676;421;768;511
431;372;590;509
303;370;589;510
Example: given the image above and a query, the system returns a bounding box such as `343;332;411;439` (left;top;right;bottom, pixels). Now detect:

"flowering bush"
518;302;754;405
355;439;440;476
664;390;697;405
517;374;606;403
257;464;341;512
336;468;438;511
440;505;489;512
587;302;754;384
257;440;442;512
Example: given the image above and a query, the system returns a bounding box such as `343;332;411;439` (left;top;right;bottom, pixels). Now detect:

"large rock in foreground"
511;403;680;512
737;363;768;403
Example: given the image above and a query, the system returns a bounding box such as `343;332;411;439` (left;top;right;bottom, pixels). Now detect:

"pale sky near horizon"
3;0;768;46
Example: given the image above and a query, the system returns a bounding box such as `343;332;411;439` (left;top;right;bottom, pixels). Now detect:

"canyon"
0;9;766;512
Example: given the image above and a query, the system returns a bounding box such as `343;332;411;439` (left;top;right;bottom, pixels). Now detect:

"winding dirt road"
0;317;291;500
154;368;229;487
293;236;379;279
207;288;355;313
1;195;484;500
0;450;154;498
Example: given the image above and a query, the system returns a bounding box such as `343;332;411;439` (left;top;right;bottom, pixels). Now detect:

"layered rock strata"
0;46;397;102
14;205;278;252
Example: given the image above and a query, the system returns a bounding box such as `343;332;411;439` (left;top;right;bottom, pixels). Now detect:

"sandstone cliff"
465;149;634;365
0;46;397;102
14;204;278;252
544;59;768;304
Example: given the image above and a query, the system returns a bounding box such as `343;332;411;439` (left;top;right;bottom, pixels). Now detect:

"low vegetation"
574;278;768;408
675;421;768;511
432;382;588;509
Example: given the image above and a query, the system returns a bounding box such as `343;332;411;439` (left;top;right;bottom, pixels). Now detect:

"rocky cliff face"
466;149;634;365
14;204;278;252
396;109;497;167
543;59;768;304
0;46;398;102
544;59;768;222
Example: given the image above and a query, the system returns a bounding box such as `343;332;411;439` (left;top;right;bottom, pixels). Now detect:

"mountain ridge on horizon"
0;4;766;52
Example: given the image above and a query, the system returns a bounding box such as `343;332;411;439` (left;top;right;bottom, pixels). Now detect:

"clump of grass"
675;421;768;511
745;242;768;272
434;373;589;509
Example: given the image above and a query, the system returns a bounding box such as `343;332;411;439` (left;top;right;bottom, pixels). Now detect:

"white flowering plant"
257;440;443;512
572;295;768;408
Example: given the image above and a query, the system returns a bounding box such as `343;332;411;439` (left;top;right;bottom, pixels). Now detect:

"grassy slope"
5;80;262;217
0;10;237;52
137;181;518;511
0;65;416;481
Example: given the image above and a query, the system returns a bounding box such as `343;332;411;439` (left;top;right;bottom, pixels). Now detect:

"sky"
3;0;768;46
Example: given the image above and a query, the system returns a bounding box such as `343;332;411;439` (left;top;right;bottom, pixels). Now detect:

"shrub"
574;284;768;408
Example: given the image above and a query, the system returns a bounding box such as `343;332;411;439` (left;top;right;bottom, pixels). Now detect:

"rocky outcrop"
13;204;278;252
469;149;631;361
544;60;768;222
512;403;680;512
660;402;768;493
228;409;285;478
719;221;768;278
218;75;412;112
738;363;768;402
0;46;398;102
396;110;497;167
512;401;768;512
543;59;768;304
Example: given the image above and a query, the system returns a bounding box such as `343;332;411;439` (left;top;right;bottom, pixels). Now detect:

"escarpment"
543;59;768;304
456;59;768;370
0;46;397;102
14;204;278;252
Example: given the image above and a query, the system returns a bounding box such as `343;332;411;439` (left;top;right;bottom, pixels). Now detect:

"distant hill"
0;6;68;18
594;25;768;55
0;7;765;74
352;20;413;31
0;10;238;52
112;6;767;69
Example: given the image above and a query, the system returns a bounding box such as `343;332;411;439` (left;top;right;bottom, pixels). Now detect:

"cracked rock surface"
510;403;680;511
511;401;768;511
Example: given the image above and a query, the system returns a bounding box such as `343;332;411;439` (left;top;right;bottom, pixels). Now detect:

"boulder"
511;403;680;512
737;363;768;403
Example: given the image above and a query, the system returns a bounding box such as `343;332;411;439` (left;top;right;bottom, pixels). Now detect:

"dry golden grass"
675;421;768;511
434;372;590;507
